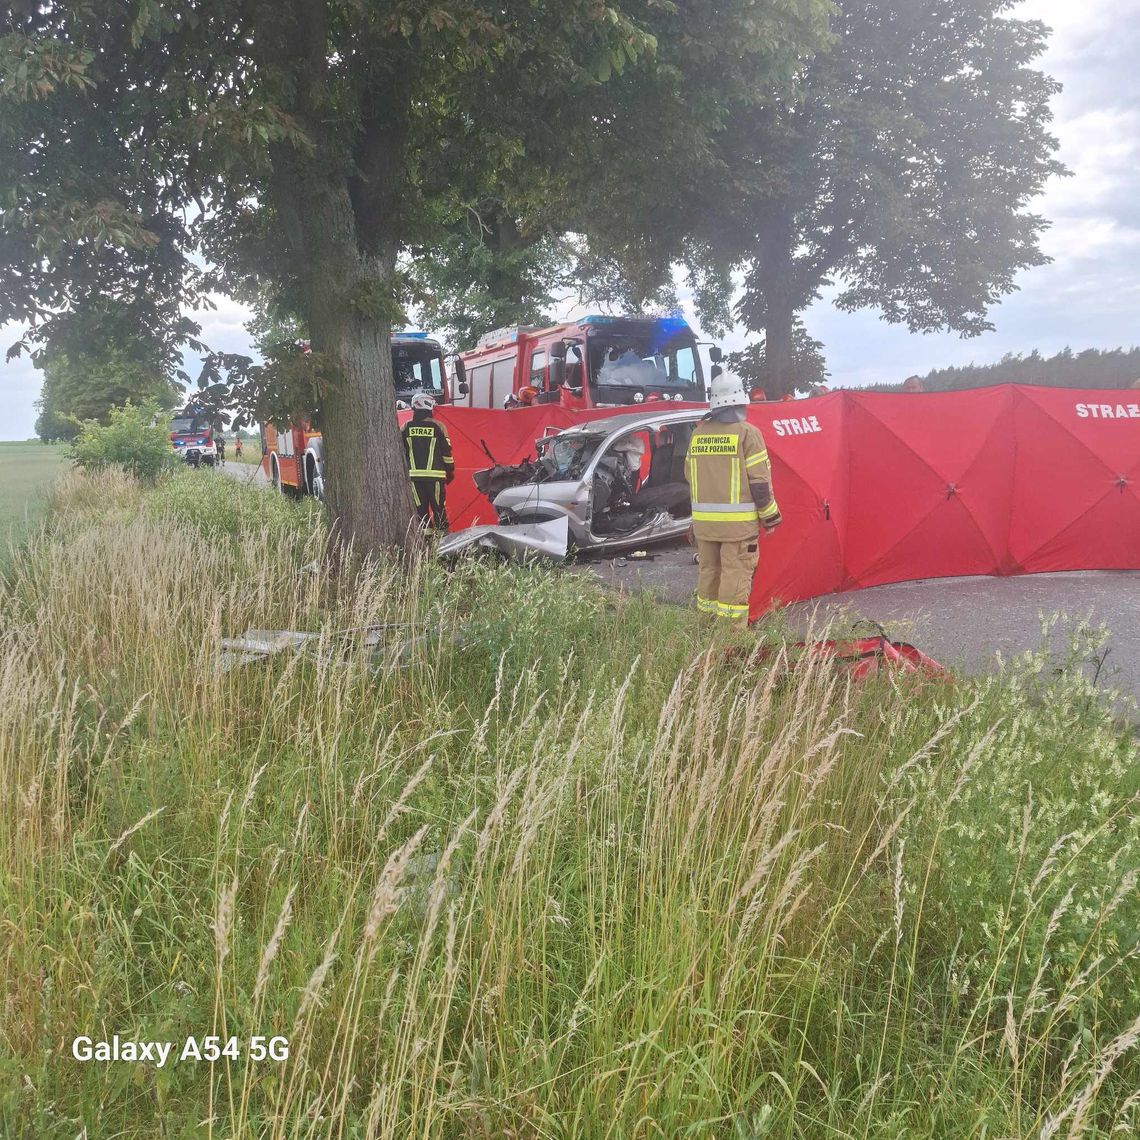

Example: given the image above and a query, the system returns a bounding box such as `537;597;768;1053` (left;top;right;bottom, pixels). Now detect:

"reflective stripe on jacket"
685;417;778;541
401;416;454;479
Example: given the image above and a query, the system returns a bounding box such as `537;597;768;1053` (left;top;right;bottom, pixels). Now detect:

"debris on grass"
218;624;438;674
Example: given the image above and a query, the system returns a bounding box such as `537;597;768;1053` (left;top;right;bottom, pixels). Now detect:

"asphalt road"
219;459;269;487
221;463;1139;712
580;540;1140;713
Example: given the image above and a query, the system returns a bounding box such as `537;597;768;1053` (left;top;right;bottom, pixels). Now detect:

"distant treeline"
864;347;1140;392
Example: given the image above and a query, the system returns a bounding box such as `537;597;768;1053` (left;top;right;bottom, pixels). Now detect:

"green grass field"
1;468;1138;1137
0;439;68;548
226;439;262;464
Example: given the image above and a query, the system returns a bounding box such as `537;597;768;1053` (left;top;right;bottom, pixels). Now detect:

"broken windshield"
590;334;701;391
536;432;605;480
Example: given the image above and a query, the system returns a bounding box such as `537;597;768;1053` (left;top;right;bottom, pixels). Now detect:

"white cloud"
804;0;1140;388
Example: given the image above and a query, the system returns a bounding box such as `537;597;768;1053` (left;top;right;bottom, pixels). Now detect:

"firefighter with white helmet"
684;371;781;623
401;393;454;531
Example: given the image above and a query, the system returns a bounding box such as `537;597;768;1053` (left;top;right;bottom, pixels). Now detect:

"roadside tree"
726;321;829;398
2;1;830;552
698;0;1064;394
33;305;181;441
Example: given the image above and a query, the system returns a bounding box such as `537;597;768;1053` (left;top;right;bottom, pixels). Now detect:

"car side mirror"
709;346;723;363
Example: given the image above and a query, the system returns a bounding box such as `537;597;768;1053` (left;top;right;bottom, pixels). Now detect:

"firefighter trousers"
411;478;449;531
695;536;760;623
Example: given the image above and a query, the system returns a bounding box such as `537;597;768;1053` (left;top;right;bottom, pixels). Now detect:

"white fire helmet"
410;393;436;412
708;370;749;411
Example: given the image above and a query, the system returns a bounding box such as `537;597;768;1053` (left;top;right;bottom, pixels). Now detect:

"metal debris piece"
218;623;417;673
436;516;569;562
222;630;319;654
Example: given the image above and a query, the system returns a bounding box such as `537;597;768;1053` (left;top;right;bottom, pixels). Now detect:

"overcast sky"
2;0;1136;438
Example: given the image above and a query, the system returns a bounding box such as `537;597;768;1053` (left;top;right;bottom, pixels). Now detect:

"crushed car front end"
486;410;702;554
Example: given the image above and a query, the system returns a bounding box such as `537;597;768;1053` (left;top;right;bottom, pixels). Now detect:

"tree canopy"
409;209;565;352
2;0;831;551
32;302;181;440
382;1;1067;401
688;0;1064;394
888;346;1140;393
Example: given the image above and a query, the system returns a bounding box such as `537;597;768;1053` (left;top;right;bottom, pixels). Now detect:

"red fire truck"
170;406;219;466
454;314;718;410
261;332;458;497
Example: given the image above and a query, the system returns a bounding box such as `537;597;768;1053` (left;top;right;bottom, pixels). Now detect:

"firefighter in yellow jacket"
685;371;781;622
401;393;454;530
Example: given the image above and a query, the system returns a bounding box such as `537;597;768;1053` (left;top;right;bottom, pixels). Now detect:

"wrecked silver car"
481;409;704;553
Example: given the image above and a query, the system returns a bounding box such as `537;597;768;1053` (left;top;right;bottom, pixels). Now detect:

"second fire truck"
261;332;458;497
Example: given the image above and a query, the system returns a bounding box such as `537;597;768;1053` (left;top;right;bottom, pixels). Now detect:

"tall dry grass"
0;468;1137;1138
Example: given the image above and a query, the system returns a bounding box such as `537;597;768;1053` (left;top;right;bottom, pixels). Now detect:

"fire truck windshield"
393;343;444;396
590;333;701;392
171;415;207;434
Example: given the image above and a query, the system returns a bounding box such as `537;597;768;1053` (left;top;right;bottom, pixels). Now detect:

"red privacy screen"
407;387;1140;616
398;403;705;530
746;386;1140;617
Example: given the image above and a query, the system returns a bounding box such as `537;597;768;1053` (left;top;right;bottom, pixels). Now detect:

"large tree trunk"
755;205;799;398
278;167;415;557
258;1;416;559
316;305;414;557
764;292;796;397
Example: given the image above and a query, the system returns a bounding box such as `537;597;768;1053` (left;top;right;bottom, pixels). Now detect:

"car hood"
493;479;584;510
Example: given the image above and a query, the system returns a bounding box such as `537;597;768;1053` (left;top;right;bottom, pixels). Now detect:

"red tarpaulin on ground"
407;387;1139;616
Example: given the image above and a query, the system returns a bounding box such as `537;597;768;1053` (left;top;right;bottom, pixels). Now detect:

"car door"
583;418;699;548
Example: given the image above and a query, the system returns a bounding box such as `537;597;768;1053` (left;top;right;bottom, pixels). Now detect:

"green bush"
67;401;173;482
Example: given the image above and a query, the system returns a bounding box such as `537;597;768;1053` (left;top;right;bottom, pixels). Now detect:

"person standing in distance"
401;393;454;531
685;371;781;623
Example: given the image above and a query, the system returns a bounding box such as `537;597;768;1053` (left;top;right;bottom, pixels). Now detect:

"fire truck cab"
170;407;219;466
455;314;711;410
392;331;455;408
261;331;454;498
